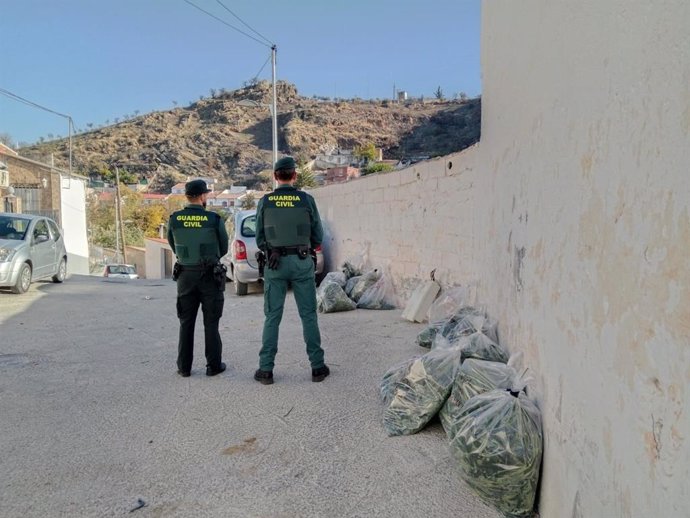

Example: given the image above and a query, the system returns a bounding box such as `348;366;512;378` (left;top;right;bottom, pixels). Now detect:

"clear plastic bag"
457;332;509;364
380;357;419;405
344;275;361;297
350;270;381;302
439;357;518;439
342;242;371;279
357;268;398;310
382;346;463;436
432;306;500;348
317;281;357;313
449;383;543;517
322;271;347;287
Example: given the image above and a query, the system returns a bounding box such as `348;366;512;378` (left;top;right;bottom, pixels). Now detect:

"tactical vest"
170;207;221;265
262;191;311;248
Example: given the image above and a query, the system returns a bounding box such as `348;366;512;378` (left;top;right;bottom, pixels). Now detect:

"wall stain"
513;246;526;292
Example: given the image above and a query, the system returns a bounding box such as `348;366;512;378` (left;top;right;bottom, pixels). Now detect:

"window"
241;215;256;237
33;220;50;242
47;220;61;241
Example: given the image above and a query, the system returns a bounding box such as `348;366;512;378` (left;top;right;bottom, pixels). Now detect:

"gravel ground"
0;275;501;518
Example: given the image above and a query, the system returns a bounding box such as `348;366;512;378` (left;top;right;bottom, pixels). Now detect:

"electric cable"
183;0;271;48
215;0;274;46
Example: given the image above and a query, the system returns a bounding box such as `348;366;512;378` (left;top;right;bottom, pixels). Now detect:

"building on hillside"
0;145;90;274
170;182;186;195
171;177;217;195
207;189;246;209
141;193;167;205
324;166;360;185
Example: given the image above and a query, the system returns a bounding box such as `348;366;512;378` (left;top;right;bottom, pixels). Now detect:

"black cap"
185;179;211;196
274;156;296;171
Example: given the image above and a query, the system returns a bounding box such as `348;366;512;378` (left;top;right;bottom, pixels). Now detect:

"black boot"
254;369;274;385
311;365;330;383
206;362;226;376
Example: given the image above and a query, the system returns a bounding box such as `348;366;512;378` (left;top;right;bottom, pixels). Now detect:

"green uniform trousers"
259;254;324;371
176;269;224;372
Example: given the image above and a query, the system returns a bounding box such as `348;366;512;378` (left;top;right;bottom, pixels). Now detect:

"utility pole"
115;167;127;263
271;44;278;189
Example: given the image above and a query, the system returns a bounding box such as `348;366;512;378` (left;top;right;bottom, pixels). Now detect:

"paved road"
0;276;500;518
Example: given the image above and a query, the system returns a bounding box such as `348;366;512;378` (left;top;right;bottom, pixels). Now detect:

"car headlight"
0;248;16;262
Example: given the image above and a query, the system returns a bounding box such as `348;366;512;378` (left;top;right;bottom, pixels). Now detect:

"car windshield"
108;265;136;275
241;215;256;237
0;216;30;240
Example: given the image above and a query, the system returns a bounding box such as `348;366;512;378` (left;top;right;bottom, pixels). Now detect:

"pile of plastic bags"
379;288;543;517
317;254;398;313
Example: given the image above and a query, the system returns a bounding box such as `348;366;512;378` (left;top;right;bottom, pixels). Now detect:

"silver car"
0;213;68;294
221;209;324;296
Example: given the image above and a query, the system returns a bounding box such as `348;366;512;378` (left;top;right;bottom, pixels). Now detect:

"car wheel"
52;257;67;283
234;277;248;296
11;263;32;294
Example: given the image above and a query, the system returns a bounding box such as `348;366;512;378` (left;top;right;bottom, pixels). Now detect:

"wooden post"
115;167;127;263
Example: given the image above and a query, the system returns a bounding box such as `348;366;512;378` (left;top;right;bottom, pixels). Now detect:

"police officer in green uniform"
167;179;229;377
253;157;329;385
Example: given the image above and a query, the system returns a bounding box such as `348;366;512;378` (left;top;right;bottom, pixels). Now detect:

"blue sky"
0;0;481;144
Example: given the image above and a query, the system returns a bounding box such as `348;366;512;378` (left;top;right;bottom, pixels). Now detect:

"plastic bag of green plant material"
380;357;419;405
357;269;398;310
345;275;361;297
342;242;371;279
433;306;500;348
458;332;510;364
416;287;473;348
350;270;381;302
317;281;357;313
449;380;543;517
382;345;463;436
439;357;518;439
322;271;347;287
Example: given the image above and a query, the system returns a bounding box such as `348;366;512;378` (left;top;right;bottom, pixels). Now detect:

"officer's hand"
268;250;281;270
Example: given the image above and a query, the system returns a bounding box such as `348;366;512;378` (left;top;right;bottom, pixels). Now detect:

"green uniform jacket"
167;204;229;265
256;185;323;250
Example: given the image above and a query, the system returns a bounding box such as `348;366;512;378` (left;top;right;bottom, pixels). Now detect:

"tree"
172;100;178;107
0;132;15;147
209;88;217;98
354;142;377;163
434;86;444;100
458;91;468;102
240;193;256;210
134;110;140;116
87;123;94;130
294;165;317;190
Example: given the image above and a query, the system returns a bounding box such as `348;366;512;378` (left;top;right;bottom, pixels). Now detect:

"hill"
18;81;480;192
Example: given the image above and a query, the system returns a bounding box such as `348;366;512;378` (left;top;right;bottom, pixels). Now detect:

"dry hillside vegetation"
20;81;480;192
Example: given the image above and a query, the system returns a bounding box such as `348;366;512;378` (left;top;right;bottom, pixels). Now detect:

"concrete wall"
60;176;89;275
312;2;690;516
144;238;173;280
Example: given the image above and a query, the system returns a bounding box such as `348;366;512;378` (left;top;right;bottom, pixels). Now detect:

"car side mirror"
35;234;49;244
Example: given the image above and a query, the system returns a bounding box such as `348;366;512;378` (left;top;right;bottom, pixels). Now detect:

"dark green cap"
274;156;296;171
185;179;211;196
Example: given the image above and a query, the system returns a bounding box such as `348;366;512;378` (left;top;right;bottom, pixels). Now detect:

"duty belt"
272;245;310;256
179;264;214;271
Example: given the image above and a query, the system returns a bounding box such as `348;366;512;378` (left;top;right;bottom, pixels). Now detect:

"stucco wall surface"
312;2;690;516
60;176;89;275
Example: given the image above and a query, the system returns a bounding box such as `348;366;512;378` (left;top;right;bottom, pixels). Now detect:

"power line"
252;52;272;82
214;0;274;46
0;88;71;122
183;0;271;48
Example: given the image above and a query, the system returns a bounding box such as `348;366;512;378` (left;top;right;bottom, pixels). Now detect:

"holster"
212;263;227;291
172;262;182;281
256;251;266;277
